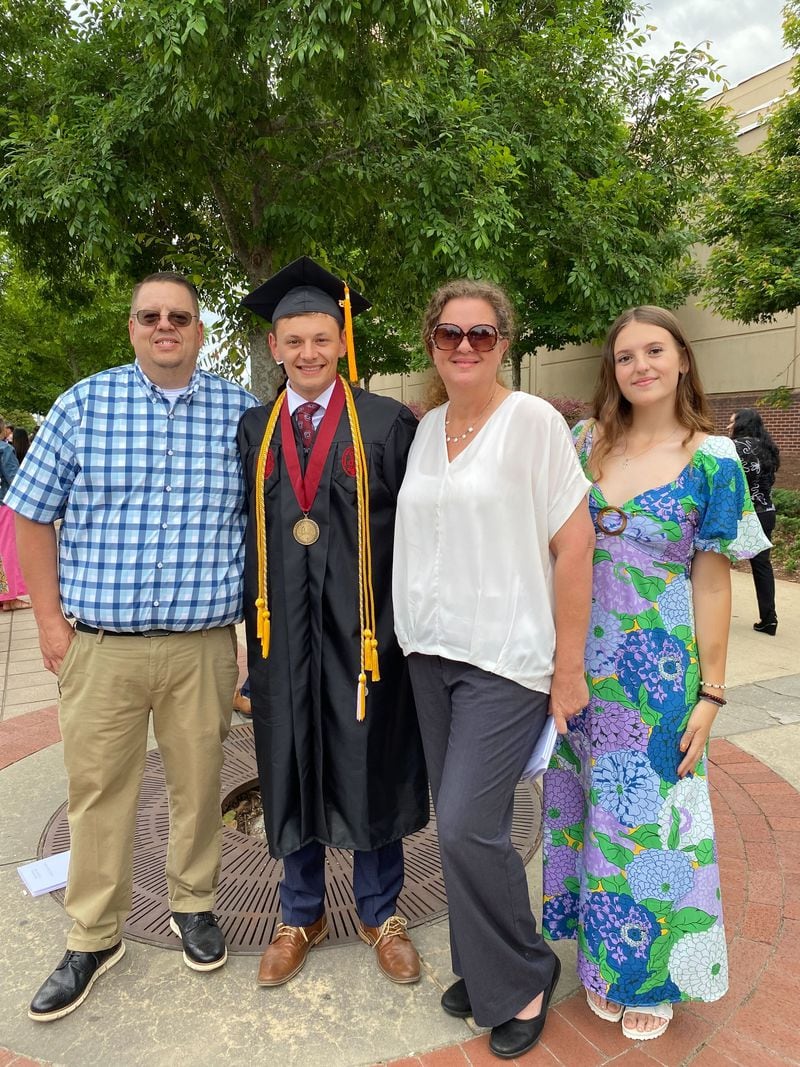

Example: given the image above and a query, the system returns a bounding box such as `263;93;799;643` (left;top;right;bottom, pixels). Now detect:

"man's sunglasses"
430;323;502;352
133;309;198;328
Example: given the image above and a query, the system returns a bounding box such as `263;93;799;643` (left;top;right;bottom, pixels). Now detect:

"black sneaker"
28;942;125;1022
169;911;227;971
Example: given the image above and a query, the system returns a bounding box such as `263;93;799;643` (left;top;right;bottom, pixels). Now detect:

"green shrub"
773;514;800;575
774;488;800;518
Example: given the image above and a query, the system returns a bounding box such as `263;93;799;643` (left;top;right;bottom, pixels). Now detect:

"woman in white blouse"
393;279;594;1059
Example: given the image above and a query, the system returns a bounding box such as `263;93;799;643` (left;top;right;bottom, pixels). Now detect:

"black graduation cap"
241;256;371;326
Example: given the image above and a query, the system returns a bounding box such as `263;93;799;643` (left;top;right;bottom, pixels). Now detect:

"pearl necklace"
444;387;497;444
620;426;681;468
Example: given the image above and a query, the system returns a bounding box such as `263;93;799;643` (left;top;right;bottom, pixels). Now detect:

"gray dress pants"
407;654;559;1027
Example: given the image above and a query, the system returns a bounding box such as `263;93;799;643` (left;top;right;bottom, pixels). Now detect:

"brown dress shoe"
358;915;420;984
257;915;328;986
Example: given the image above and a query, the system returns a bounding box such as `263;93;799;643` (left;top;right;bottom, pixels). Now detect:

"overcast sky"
641;0;792;88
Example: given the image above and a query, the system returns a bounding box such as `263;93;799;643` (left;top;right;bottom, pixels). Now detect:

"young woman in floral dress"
542;307;769;1041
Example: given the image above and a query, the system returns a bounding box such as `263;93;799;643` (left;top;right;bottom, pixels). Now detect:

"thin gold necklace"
445;387;497;444
620;426;681;469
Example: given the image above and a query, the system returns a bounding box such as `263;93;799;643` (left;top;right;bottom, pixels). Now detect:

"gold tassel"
341;285;358;383
370;638;380;682
363;628;374;672
356;672;367;722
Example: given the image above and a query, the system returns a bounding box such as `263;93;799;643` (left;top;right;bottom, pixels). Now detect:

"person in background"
0;417;29;611
542;307;769;1042
12;426;30;465
393;278;594;1059
727;408;780;635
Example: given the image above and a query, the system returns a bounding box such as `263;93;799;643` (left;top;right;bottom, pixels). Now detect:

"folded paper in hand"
521;717;558;781
17;851;70;897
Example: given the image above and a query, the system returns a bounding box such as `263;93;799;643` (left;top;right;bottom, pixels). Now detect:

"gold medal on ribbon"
293;516;320;545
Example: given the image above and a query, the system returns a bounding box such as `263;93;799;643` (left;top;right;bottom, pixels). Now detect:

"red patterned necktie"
294;401;321;451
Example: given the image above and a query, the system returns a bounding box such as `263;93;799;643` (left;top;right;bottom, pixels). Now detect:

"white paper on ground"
520;717;559;781
17;850;70;897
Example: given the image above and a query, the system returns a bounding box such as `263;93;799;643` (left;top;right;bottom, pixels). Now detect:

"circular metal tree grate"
39;724;542;954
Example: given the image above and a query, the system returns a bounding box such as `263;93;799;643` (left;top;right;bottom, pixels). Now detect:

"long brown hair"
420;279;516;410
590;306;713;478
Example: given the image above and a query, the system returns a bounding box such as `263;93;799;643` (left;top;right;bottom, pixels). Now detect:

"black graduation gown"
238;388;429;859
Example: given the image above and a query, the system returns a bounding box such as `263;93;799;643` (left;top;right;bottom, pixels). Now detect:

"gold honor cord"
254;392;287;657
342;377;380;722
339;285;359;383
253;377;380;722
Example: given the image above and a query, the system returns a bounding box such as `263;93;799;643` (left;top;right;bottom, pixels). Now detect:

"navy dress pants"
280;839;404;927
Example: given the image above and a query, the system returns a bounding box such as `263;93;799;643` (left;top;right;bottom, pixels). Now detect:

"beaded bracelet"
700;680;727;690
699;691;727;707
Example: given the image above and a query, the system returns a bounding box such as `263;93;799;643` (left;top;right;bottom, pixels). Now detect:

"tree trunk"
248;329;284;402
511;353;522;391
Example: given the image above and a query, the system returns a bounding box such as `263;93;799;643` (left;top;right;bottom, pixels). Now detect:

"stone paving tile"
2;650;799;1066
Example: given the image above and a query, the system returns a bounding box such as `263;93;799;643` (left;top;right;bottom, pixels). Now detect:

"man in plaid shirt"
7;272;256;1022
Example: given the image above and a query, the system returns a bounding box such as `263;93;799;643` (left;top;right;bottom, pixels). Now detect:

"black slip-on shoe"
489;955;562;1059
169;911;227;971
28;941;125;1022
441;978;472;1018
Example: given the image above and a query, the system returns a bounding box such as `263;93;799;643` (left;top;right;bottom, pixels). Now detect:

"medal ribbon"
280;377;345;516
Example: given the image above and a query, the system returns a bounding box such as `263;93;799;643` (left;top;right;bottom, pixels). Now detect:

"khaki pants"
57;626;239;951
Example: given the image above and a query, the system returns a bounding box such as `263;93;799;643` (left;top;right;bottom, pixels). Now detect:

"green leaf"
558;738;582;771
655;561;685;576
599;873;629;894
638;899;675;922
635;607;662;630
661;520;683;542
617;613;637;631
627;567;667;601
637;685;662;728
626;824;662;849
564;876;581;895
593;832;635;868
598;941;620;985
578;924;595;963
550;829;567;847
564;821;585;846
646;931;674;974
593;677;636;708
668;907;718;936
691;838;716;866
670;625;693;643
594;549;612;564
667;806;681;850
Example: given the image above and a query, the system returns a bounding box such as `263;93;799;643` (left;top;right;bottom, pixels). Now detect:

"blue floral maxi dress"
542;427;770;1007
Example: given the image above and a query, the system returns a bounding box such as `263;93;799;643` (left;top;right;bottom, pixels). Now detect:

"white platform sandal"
621;1002;673;1040
586;990;624;1023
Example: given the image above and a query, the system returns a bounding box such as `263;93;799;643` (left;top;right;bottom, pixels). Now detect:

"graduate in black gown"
238;258;429;987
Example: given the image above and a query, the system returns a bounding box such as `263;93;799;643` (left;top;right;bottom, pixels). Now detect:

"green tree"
0;242;132;413
699;2;800;323
1;0;735;397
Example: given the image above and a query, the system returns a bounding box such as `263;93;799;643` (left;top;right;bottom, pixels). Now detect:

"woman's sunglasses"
133;310;198;328
430;323;502;352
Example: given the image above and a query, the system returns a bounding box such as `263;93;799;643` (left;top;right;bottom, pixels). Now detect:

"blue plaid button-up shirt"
7;362;258;631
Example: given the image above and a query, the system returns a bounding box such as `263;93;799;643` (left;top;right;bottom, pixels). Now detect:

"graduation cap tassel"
340;285;359;384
